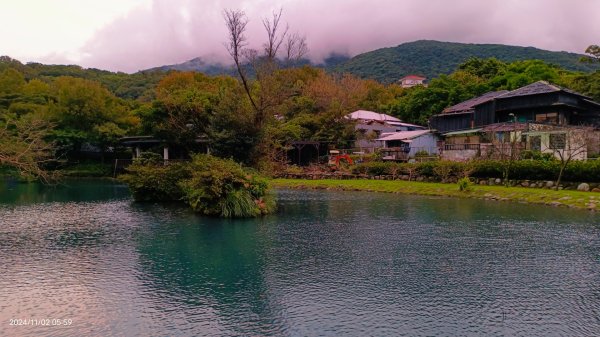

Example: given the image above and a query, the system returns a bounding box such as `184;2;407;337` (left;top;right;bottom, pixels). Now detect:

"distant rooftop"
443;91;509;114
495;80;585;99
441;81;594;115
347;110;401;122
376;130;431;141
400;75;426;81
387;121;427;129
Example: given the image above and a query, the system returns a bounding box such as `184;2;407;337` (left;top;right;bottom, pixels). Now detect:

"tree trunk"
555;160;569;190
502;161;511;187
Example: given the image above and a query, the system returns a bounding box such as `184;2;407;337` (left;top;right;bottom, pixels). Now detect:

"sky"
1;0;599;73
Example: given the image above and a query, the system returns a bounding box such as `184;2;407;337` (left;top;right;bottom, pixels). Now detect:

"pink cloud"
78;0;600;72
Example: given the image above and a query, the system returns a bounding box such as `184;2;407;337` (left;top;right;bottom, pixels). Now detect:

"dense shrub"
432;161;464;182
469;160;503;178
119;161;191;201
351;159;600;183
457;177;472;192
120;154;275;217
520;150;554;161
180;154;275;217
350;162;395;176
563;159;600;182
508;160;559;180
415;161;436;177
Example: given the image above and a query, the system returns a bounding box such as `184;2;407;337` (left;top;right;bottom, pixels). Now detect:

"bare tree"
550;128;591;188
262;9;287;61
223;8;309;129
488;132;516;185
404;163;418;181
284;32;308;65
458;160;475;179
0;115;57;183
486;121;524;186
223;9;258;112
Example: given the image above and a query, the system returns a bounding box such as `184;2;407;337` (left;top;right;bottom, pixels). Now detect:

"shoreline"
272;178;600;211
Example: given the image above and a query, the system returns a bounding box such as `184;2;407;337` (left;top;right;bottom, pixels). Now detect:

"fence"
444;143;481;151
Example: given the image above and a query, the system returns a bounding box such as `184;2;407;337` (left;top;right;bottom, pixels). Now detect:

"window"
495;132;505;142
529;136;541;151
549;133;566;150
535;112;559;124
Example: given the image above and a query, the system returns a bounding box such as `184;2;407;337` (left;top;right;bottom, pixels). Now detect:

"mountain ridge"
148;40;599;83
333;40;599;83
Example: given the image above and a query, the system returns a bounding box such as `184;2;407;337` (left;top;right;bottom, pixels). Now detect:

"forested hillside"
0;56;165;100
148;54;351;75
1;50;600;180
335;40;600;83
147;40;599;84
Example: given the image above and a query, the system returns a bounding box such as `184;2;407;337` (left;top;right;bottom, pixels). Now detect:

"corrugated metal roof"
347;110;401;122
442;128;483;136
376;130;431;141
432;111;474;117
387;121;427;129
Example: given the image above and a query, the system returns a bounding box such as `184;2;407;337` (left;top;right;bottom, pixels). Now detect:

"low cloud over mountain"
73;0;600;72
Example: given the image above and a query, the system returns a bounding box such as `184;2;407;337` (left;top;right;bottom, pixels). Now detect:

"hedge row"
351;160;600;183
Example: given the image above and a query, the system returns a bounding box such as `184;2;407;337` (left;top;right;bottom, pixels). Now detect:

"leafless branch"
551;127;591;188
262;8;287;61
223;9;259;112
0;115;57;183
223;7;309;130
284;32;308;64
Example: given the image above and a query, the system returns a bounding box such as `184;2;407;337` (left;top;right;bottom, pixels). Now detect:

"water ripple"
1;185;599;336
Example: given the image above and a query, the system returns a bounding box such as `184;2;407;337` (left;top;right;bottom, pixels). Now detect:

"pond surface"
1;179;600;336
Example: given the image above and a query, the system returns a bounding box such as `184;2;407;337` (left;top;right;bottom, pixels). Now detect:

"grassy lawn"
272;178;600;211
59;162;114;177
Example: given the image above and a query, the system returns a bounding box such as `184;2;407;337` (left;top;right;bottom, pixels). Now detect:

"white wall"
407;133;439;157
382;133;439;157
534;132;587;160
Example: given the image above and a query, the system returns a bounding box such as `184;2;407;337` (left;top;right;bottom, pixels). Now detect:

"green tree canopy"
49;76;138;157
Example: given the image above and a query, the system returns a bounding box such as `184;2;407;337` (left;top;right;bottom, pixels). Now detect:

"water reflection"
0;178;130;204
132;206;284;335
1;182;599;336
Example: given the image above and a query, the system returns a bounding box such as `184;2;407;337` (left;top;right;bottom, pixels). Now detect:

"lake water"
1;179;599;336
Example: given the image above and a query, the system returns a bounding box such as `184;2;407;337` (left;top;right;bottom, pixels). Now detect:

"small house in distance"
440;122;528;161
398;75;426;88
430;81;600;160
377;130;438;161
348;110;426;152
430;81;600;133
